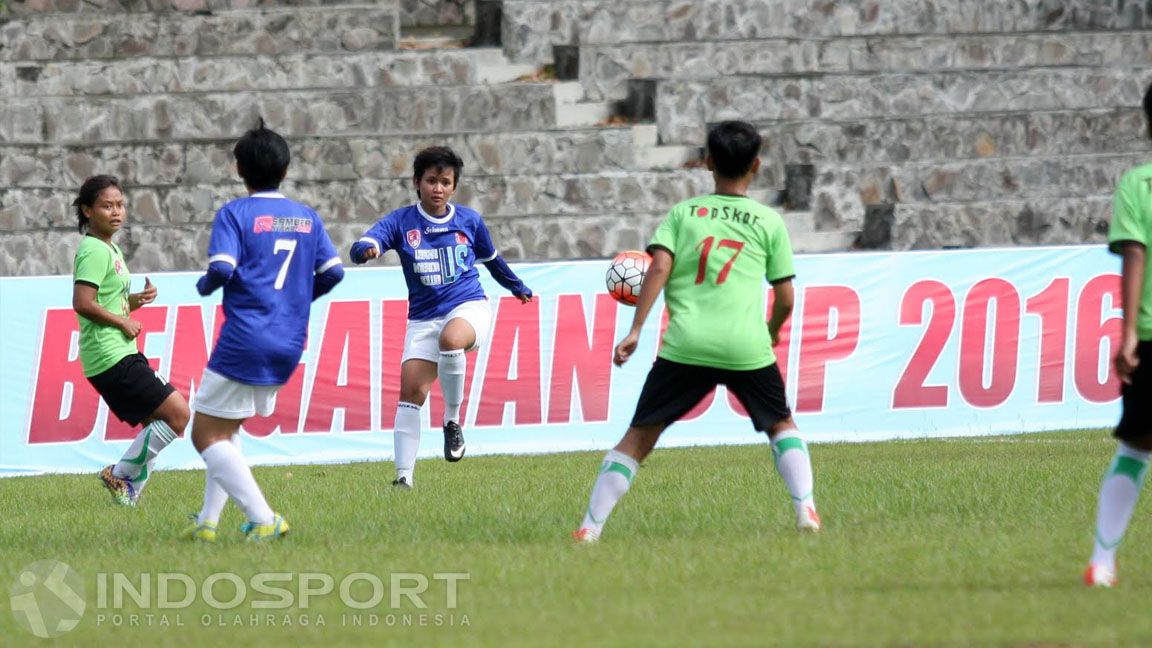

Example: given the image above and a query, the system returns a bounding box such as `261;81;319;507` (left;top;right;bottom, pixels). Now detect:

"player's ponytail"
73;175;122;233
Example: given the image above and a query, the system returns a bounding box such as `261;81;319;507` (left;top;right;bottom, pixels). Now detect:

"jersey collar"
251;191;287;199
417;202;454;224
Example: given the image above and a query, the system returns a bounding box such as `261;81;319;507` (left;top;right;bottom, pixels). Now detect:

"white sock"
1091;442;1150;570
114;420;178;489
197;435;240;527
772;431;816;520
394;402;422;484
580;450;639;535
200;439;274;525
438;350;466;425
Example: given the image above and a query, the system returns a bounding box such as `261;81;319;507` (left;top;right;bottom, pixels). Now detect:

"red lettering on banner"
476;297;542;426
104;305;170;441
958;279;1021;408
1075;274;1121;403
726;287;794;418
1025;278;1070;403
29;309;99;444
796;286;860;413
378;299;408;430
167;304;224;406
893;280;955;409
303;301;372;433
547;294;616;424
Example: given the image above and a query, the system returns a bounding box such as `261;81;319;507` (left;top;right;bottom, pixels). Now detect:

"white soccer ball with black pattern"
605;250;652;306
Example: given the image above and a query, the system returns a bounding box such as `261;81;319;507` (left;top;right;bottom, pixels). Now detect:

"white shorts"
193;369;280;419
402;299;493;363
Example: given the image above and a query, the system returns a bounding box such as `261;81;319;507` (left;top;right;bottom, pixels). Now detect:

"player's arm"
312;220;346;301
614;246;673;366
73;283;141;339
196;208;243;297
768;278;794;347
1116;242;1146;384
350;218;390;264
128;277;157;311
482;256;532;303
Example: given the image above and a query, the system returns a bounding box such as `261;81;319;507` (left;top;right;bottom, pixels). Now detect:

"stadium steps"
576;30;1152;101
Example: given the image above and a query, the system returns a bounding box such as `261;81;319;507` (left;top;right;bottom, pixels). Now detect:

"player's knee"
438;332;471;352
400;385;431;405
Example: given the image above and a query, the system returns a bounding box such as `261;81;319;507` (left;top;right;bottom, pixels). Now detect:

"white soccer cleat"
572;527;600;544
1084;564;1117;588
797;506;822;533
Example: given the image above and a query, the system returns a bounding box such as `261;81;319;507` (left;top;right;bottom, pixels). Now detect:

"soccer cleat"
572;527;600;544
242;513;290;542
181;520;218;543
99;465;137;507
798;506;822;532
1084;564;1117;588
443;421;466;462
392;477;413;490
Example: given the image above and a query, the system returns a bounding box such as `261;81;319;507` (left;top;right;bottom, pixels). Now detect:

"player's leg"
574;359;714;542
116;390;190;497
437;300;492;463
394;358;437;487
1087;342;1152;586
188;370;284;541
727;363;819;531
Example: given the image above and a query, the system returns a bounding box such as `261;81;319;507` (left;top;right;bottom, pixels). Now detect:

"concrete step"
395;24;473;50
634;144;701;170
4;0;392;14
552;82;614;127
789;229;857;253
0;5;401;62
890;195;1114;249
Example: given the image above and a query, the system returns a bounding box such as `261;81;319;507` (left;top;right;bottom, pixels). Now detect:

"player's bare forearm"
629;249;672;336
72;285;130;330
1120;243;1147;340
768;279;795;343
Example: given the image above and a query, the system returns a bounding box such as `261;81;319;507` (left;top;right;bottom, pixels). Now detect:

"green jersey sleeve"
1109;171;1150;253
764;219;795;283
648;208;680;256
74;240;111;287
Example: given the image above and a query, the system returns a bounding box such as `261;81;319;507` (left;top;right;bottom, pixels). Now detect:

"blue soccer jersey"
352;203;499;320
203;192;343;385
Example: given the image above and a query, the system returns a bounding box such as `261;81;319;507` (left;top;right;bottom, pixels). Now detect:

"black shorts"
1116;341;1152;442
86;353;175;426
630;357;792;432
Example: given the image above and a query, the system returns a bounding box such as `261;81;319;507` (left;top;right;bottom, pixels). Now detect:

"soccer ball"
605;250;651;306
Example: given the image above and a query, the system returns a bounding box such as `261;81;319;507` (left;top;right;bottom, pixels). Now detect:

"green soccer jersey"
649;193;795;370
1108;162;1152;341
73;235;136;377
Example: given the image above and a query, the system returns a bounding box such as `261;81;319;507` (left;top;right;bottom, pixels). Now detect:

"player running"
573;120;820;543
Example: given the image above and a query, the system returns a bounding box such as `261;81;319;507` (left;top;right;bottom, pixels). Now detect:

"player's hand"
514;292;533;304
1116;334;1140;385
362;247;380;261
120;317;143;340
135;277;157;307
613;332;640;367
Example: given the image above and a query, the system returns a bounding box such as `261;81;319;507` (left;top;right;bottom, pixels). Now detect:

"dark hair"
706;121;763;179
234;118;290;191
73;175;122;233
413;146;464;191
1144;81;1152;140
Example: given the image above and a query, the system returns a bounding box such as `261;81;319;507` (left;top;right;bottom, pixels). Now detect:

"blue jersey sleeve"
312;217;344;300
198;207;242;295
472;216;498;262
350;214;398;264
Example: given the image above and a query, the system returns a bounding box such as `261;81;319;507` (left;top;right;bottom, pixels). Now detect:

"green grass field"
2;430;1151;646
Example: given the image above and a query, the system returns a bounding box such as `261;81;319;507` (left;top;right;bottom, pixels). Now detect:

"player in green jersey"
573;121;819;543
1085;81;1152;587
71;175;190;506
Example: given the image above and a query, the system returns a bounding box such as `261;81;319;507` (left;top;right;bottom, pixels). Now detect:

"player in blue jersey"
183;120;345;542
350;146;532;488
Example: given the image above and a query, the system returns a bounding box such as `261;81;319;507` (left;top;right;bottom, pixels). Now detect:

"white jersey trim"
250;191;287;199
208;254;238;267
476;249;498;263
358;237;381;254
316;256;342;274
417;202;455;225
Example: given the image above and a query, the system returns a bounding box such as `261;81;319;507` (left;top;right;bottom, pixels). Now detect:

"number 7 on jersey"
273;238;297;290
695;236;744;285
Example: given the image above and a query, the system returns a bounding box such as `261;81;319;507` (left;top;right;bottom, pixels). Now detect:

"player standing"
183;121;344;542
71;174;190;506
573;121;820;542
1085;81;1152;586
350;146;532;488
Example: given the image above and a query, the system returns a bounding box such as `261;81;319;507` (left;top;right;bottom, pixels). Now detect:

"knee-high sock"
200;439;274;525
772;431;816;519
1091;442;1151;570
197;434;240;526
579;450;640;535
394;402;422;483
438;350;466;425
115;420;179;488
